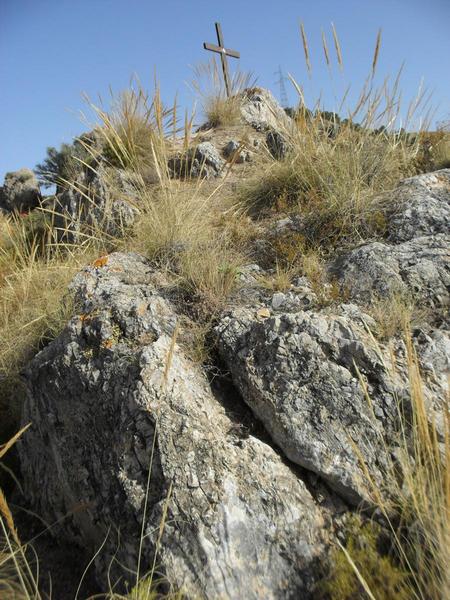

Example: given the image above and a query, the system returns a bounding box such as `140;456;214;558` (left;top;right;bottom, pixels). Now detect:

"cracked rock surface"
19;253;329;599
330;170;450;314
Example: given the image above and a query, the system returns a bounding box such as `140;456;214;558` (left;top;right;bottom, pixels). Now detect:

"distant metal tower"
274;65;289;109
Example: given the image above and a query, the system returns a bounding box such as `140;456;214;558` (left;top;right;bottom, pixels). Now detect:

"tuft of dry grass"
0;427;41;600
369;293;430;340
239;27;429;251
0;210;103;443
332;331;450;600
415;123;450;172
81;80;176;183
256;261;297;293
191;60;255;128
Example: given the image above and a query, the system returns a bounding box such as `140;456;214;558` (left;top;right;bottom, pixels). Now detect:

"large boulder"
215;301;450;506
19;252;330;598
330;235;449;311
330;170;450;314
1;168;41;212
239;88;292;132
215;305;396;505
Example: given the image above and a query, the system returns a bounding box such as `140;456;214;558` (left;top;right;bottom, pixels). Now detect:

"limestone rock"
19;252;328;598
330;235;449;311
215;306;395;505
266;129;289;159
1;168;41;212
330;170;450;313
52;165;137;242
239;88;292;132
222;140;251;163
386;169;450;243
168;142;224;179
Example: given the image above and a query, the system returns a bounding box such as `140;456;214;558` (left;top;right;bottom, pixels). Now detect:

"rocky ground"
1;89;449;599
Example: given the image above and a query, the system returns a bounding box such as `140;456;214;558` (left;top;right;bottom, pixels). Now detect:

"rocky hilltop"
0;89;449;599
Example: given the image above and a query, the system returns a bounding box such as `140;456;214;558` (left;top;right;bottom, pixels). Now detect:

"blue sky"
1;0;449;181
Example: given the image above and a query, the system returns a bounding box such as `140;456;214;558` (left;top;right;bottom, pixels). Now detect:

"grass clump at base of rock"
321;516;410;600
323;331;449;600
369;292;430;340
331;331;450;600
191;60;255;128
238;26;429;252
239;112;419;250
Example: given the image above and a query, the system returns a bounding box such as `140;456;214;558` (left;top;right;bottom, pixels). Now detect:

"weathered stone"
216;306;396;505
168;142;224;179
386;169;450;243
266;129;289;159
330;170;450;316
222;140;251;163
239;88;292;132
398;327;450;439
1;168;41;212
19;252;329;598
330;235;449;311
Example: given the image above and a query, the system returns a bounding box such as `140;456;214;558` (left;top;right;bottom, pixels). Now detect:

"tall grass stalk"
345;331;449;600
0;427;41;600
240;27;430;249
190;60;256;127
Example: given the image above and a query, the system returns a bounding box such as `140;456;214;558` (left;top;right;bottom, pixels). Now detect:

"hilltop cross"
203;22;240;98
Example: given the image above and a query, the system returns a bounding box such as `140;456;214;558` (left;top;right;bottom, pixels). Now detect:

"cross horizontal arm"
203;42;240;59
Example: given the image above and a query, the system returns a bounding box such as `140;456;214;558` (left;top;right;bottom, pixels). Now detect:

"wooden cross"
203;22;240;98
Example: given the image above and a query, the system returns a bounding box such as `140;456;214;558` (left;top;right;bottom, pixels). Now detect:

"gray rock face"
169;142;224;179
330;170;450;312
19;252;329;598
240;88;292;132
1;168;41;212
215;306;395;505
52;166;137;242
330;235;449;310
386;169;450;243
222;140;251;163
266;129;289;159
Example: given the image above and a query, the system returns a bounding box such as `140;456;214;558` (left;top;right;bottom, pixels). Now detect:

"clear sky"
1;0;449;181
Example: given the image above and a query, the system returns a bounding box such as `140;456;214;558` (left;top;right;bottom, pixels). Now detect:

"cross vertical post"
203;22;240;98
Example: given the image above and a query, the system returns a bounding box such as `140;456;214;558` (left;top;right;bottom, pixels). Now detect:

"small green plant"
322;516;410;600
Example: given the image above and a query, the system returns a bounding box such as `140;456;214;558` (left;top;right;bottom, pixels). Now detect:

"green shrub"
34;140;91;190
321;516;410;600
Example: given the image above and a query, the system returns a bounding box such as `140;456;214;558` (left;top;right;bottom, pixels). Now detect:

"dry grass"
239;27;429;250
81;80;176;183
191;60;255;128
0;208;107;444
256;261;297;292
415;124;450;172
131;184;244;316
331;331;450;600
383;336;450;600
0;426;41;600
240;115;420;248
369;293;430;340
